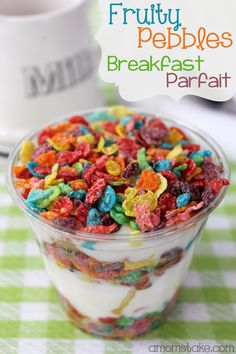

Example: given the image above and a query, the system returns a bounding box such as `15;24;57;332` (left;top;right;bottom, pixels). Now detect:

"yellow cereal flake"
155;174;168;199
108;105;135;119
169;128;184;144
19;140;35;164
112;288;136;315
47;139;70;152
93;137;105;152
123;190;157;217
105;160;121;177
44;163;59;186
102;144;119;156
115;124;126;137
166;145;183;160
77;134;96;145
186;167;203;181
90;122;103;131
124;255;156;271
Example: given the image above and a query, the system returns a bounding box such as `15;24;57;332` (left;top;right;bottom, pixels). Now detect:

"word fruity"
109;3;182;31
166;72;232;88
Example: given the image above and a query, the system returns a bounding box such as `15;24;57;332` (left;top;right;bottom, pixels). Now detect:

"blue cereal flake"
27;189;53;203
26;161;45;178
88;111;116;122
86;208;101;226
25;200;44;214
80;126;91;135
120;115;132;125
190;150;212;159
178;140;190;146
98;185;116;212
134;121;144;129
82;162;90;173
116;195;124;204
154;160;171;172
173;169;181;177
176;193;191;208
26;189;54;210
160;143;173;149
67;190;86;201
81;241;96;250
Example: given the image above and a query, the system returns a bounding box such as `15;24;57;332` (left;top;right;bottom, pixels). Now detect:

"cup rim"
0;0;87;22
6;106;230;242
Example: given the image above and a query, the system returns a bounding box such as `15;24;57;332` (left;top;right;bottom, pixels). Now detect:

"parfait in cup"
7;106;229;339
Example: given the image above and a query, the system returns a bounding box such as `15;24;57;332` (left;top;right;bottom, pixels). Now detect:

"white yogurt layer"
30;215;203;264
30;213;205;322
43;245;195;321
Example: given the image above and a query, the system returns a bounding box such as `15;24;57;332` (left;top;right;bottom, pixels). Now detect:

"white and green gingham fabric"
0;163;235;354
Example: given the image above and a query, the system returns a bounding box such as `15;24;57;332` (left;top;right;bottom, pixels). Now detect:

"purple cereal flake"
122;162;139;179
201;188;215;206
101;214;115;226
95;262;123;272
53;217;77;230
168;181;190;197
32;143;53;159
139;127;167;145
202;160;222;180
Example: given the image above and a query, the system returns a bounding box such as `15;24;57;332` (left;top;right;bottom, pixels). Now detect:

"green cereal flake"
72;162;83;175
137;148;153;171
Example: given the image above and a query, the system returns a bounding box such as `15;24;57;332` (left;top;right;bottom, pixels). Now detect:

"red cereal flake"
13;166;32;179
51;196;73;217
34;166;51;176
183;144;200;152
160;170;177;183
209;178;229;195
103;121;117;134
38;129;53;145
86;152;101;164
149;118;168;132
69;115;89;126
118;137;140;158
57;151;81;166
80;223;118;234
57;167;78;182
99;317;116;325
134;204;154;232
75;142;91;158
85;178;107;205
22;188;31;199
158;192;177;216
75;203;90;226
183;158;196;177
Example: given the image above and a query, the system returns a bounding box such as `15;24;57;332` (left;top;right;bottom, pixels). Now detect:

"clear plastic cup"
7;110;230;339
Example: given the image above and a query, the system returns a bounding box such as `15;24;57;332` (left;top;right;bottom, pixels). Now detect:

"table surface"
0;159;235;354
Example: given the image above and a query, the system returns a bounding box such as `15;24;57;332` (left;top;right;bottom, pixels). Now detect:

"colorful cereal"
13;107;229;234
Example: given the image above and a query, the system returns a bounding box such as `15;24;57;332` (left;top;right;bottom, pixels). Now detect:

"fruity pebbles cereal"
13;106;229;234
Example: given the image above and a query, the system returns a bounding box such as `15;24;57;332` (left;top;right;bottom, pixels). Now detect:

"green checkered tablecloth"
0;163;235;354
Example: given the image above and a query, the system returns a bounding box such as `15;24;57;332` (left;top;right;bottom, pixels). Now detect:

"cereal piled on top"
13;106;229;234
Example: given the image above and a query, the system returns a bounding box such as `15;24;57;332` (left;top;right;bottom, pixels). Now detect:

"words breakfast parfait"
8;106;229;339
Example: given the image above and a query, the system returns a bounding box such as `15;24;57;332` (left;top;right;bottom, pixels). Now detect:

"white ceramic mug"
0;0;102;149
